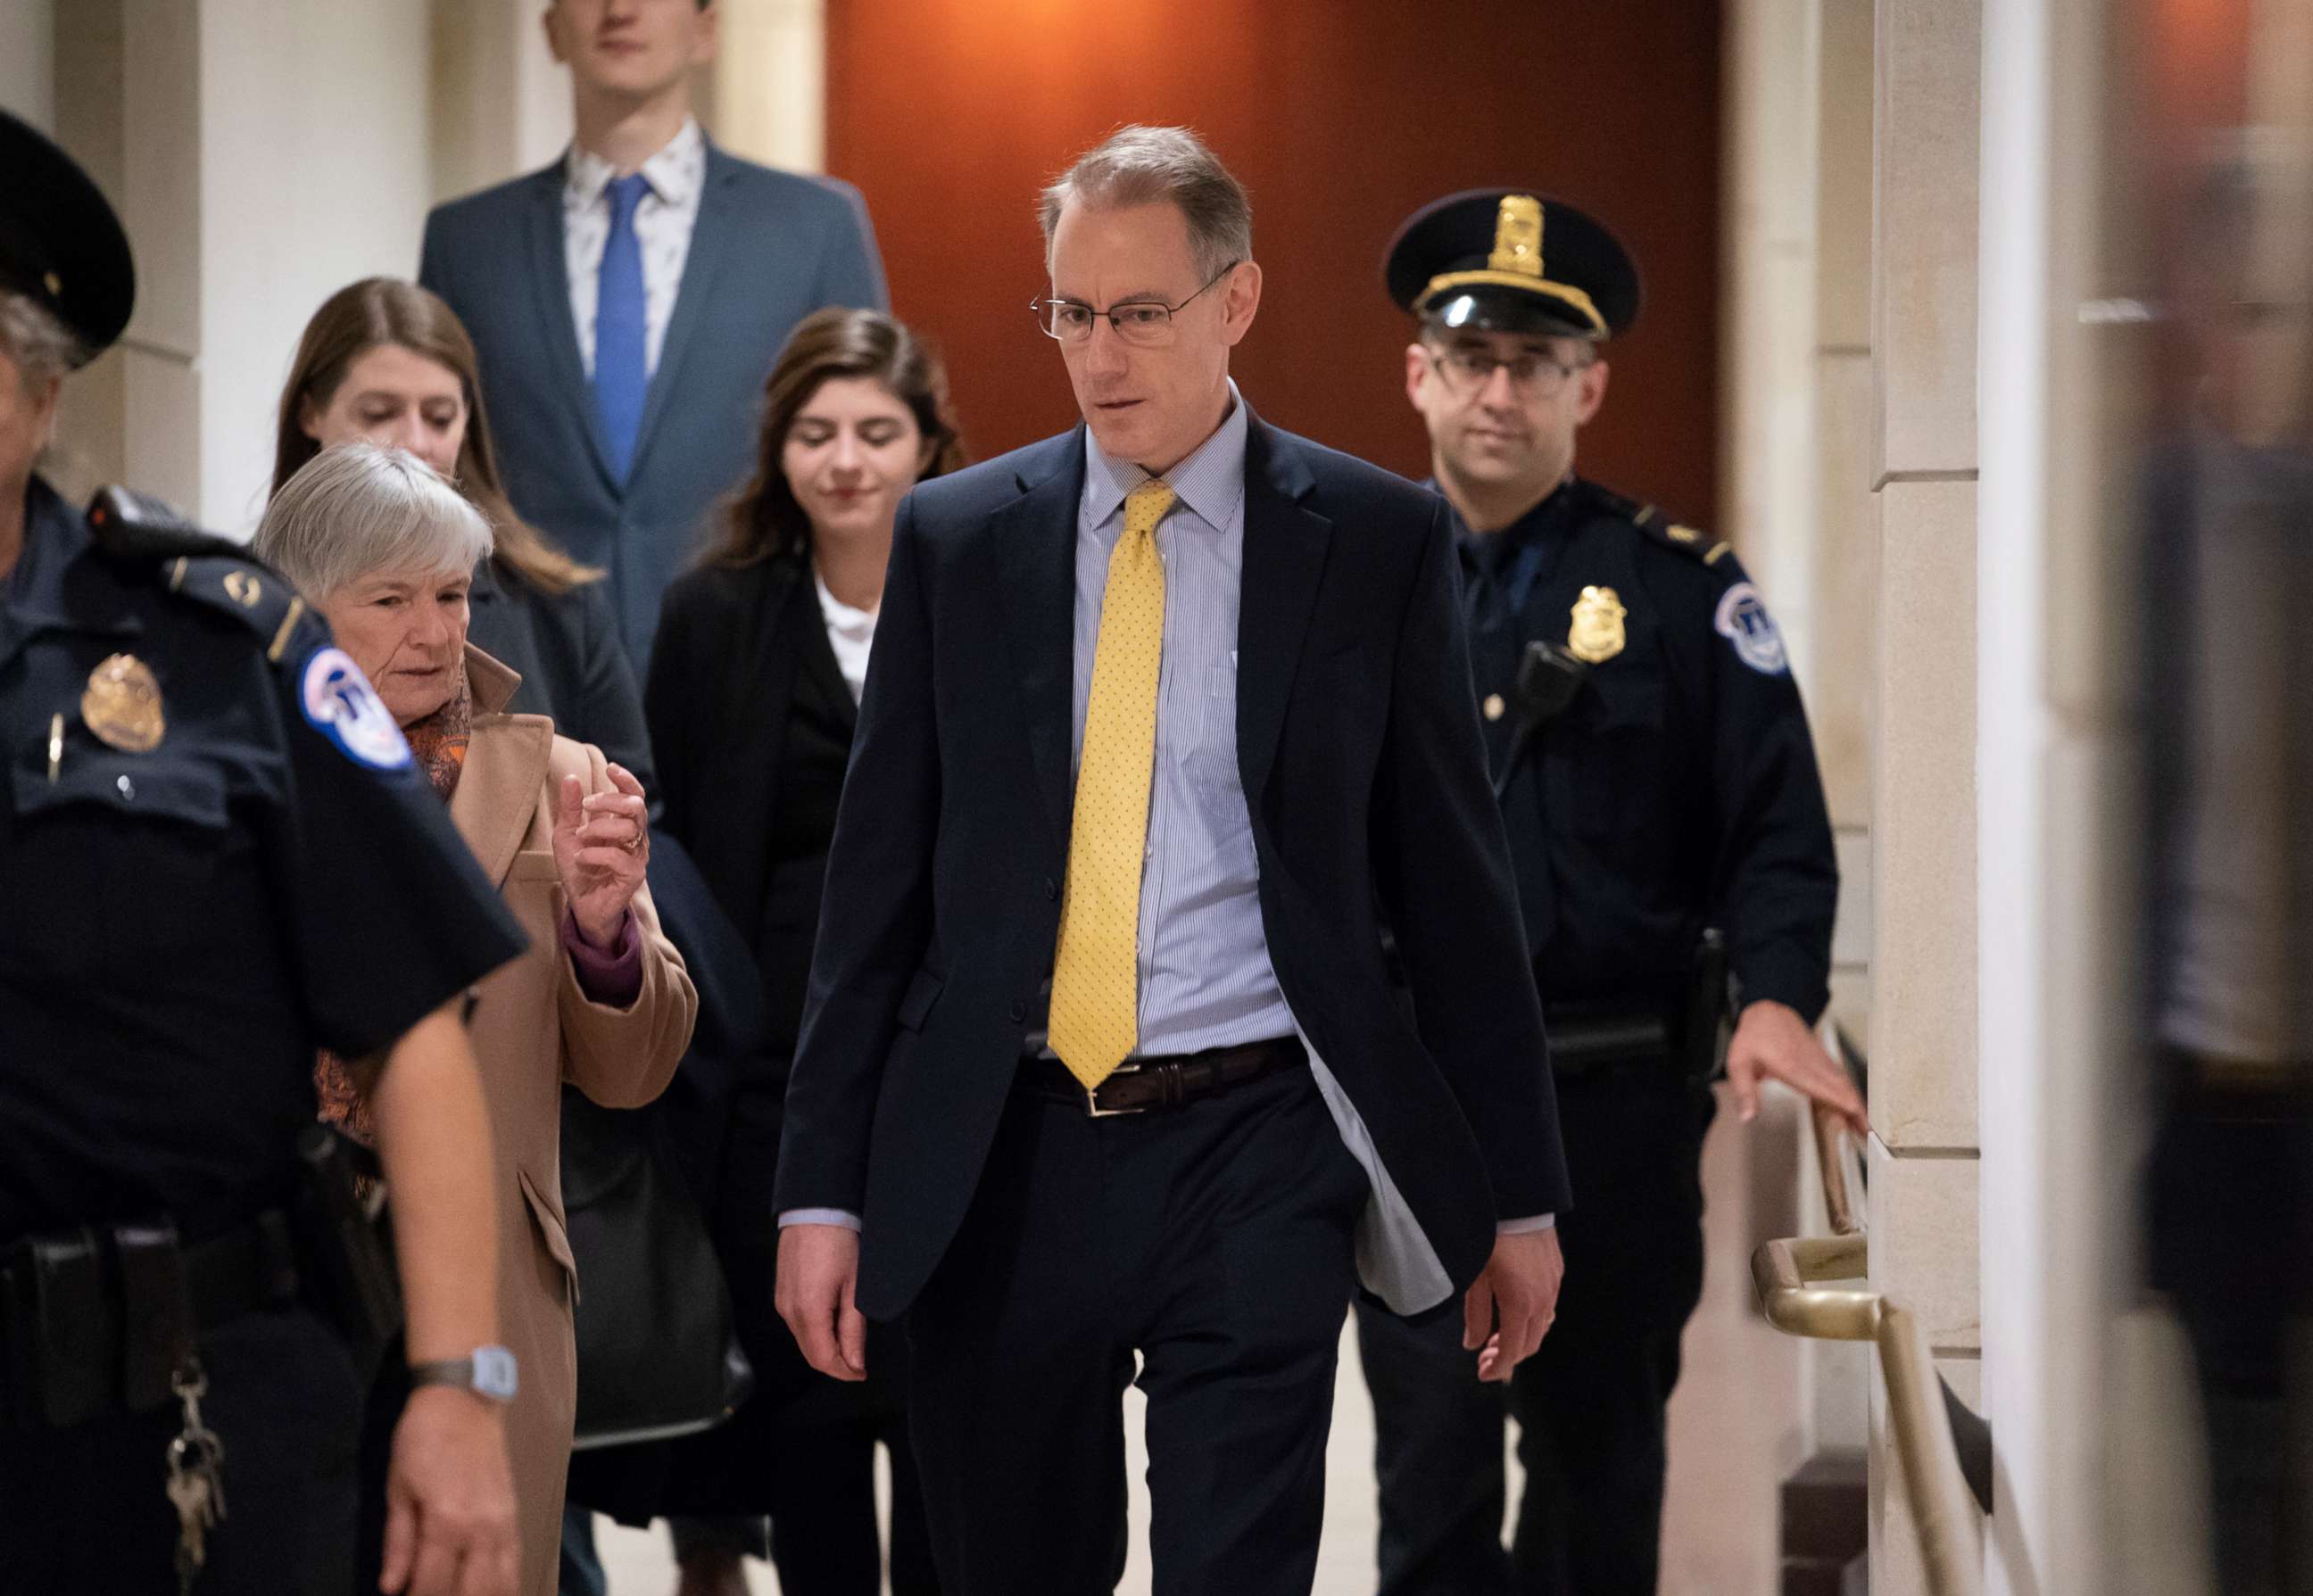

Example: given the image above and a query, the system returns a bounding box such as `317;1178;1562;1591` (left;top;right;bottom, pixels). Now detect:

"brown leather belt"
1030;1036;1307;1117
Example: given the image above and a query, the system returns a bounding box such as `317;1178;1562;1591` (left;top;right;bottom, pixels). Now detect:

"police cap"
1384;189;1639;341
0;109;135;366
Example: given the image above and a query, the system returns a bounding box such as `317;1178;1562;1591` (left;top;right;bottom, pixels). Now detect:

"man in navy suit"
775;126;1570;1596
420;0;885;668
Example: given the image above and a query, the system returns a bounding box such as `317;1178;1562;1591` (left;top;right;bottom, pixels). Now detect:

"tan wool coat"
447;647;697;1596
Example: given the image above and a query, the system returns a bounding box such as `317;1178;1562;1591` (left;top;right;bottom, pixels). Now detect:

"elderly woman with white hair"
255;441;698;1596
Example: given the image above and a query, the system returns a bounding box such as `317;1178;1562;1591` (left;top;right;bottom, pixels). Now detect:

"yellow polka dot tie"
1050;480;1175;1091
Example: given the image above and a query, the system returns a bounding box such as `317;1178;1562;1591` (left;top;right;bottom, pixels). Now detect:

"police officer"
1356;190;1869;1595
1;111;529;1595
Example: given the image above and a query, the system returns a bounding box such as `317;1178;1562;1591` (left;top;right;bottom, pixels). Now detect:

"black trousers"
666;1382;939;1596
2147;1079;2313;1596
1355;1068;1712;1596
902;1061;1368;1596
0;1302;367;1594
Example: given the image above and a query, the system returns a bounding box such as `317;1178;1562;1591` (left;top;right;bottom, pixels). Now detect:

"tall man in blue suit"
420;0;886;668
775;126;1570;1596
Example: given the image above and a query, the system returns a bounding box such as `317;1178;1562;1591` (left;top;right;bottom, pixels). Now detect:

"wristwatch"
409;1345;519;1402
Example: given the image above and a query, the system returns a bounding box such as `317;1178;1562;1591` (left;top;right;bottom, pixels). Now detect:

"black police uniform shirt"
1450;475;1837;1020
0;475;528;1245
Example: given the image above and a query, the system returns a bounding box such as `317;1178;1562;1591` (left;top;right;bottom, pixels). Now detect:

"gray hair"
1039;125;1252;283
254;442;493;600
0;290;89;395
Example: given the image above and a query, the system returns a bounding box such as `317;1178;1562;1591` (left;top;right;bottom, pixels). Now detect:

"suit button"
1008;999;1028;1023
1043;876;1058;902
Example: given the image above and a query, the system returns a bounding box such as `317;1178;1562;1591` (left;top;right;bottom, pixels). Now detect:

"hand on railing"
1728;999;1869;1139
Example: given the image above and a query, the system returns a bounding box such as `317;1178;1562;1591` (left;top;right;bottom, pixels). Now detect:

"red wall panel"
826;0;1722;526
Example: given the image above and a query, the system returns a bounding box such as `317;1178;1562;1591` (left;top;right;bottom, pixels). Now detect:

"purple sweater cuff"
561;908;642;1009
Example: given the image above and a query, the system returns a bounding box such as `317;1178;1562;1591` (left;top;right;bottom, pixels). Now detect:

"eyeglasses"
1424;344;1590;401
1032;263;1239;346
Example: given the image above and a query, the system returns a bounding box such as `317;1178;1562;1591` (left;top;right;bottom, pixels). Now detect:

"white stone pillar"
195;0;437;533
429;0;572;206
0;0;54;131
1868;0;1984;1590
708;0;824;172
37;2;446;531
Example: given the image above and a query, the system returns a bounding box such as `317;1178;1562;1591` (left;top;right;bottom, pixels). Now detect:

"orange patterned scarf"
313;666;473;1145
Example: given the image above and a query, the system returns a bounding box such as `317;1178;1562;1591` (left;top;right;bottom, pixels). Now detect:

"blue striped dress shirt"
1065;384;1293;1056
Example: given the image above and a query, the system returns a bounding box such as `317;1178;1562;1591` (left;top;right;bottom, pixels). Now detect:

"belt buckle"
1084;1063;1140;1119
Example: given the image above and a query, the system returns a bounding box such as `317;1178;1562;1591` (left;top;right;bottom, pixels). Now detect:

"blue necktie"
593;172;651;483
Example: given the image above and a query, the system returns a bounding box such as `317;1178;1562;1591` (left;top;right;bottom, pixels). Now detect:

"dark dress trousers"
642;554;935;1595
1355;477;1838;1596
775;415;1568;1593
419;138;887;667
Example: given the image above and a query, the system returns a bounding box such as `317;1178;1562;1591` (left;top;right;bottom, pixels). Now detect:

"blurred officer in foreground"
1357;189;1865;1595
0;110;528;1596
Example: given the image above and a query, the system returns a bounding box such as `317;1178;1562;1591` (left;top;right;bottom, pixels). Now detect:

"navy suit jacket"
774;412;1570;1321
420;140;886;665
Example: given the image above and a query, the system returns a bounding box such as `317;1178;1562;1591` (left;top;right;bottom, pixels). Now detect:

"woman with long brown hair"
274;277;653;787
642;306;962;1596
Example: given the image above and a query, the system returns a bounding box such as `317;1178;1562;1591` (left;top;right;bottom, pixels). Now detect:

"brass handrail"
1813;1099;1862;1236
1752;1108;1984;1596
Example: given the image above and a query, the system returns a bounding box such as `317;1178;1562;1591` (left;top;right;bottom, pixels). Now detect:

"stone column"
1867;0;1983;1591
707;0;825;172
1810;0;1881;1477
0;0;54;131
429;0;572;206
46;0;201;513
39;1;447;532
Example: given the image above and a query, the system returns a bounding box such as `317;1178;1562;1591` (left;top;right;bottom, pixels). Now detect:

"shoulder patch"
1714;582;1790;674
165;552;311;663
298;647;414;772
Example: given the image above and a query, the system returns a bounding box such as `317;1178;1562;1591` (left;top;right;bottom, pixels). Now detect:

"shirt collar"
813;570;877;633
565;117;706;211
1082;378;1249;533
1450;472;1578;575
6;475;91;613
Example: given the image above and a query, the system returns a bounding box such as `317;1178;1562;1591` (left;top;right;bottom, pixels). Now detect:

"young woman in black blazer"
645;308;964;1596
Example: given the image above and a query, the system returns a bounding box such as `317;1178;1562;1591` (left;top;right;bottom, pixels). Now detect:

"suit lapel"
723;558;807;926
792;579;859;735
627;145;738;487
1237;418;1331;803
991;430;1089;861
451;679;556;888
525;166;617;490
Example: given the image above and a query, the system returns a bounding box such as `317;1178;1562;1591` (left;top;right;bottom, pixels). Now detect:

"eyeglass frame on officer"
1419;332;1599;402
1032;260;1243;345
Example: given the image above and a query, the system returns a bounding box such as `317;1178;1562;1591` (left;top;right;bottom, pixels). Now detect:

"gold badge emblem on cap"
1567;586;1628;666
81;653;165;753
1490;194;1545;278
